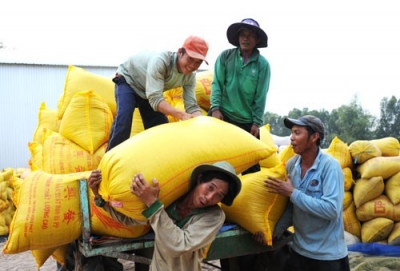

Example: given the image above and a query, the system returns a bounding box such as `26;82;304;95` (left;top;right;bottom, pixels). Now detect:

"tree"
263;112;287;136
263;96;389;148
375;96;400;140
328;99;375;145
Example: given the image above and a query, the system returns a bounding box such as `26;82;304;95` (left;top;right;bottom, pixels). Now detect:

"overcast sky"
1;0;399;117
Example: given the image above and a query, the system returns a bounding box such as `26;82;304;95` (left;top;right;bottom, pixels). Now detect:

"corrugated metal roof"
0;48;119;67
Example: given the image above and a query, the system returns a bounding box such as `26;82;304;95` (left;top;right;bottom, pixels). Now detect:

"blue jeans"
106;75;168;152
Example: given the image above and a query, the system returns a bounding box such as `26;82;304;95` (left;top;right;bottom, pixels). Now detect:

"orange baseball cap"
182;36;209;64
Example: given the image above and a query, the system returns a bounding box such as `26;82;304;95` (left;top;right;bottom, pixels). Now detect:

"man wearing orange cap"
107;36;209;151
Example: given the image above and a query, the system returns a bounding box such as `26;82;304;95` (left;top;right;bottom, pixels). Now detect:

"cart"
76;180;292;270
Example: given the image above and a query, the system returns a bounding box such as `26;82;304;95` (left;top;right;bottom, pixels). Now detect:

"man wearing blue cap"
263;115;350;271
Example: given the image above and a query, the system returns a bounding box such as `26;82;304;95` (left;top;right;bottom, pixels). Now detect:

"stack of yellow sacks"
2;66;279;267
326;136;400;245
0;169;16;236
5;65;398;268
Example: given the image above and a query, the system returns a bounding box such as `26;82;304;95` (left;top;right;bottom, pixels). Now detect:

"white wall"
0;63;116;169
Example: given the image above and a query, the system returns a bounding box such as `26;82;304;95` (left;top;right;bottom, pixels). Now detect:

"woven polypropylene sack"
221;165;288;246
98;116;275;220
57;65;115;119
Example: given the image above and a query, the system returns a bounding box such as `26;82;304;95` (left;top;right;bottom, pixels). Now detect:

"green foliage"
376;96;400;139
264;95;399;148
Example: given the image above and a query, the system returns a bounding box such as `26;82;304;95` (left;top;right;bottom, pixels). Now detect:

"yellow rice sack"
89;188;151;238
343;202;361;239
353;176;384;208
31;243;71;268
385;171;400;205
388;221;400;245
31;244;67;268
356;156;400;180
194;70;213;111
326;136;353;169
0;214;8;235
28;141;43;170
356;195;400;222
2;170;91;254
130;110;145;137
59;90;113;154
343;167;354;191
349;140;381;165
361;217;394;243
51;244;69;267
343;191;353;210
278;145;295;165
164;96;208;123
259;124;280;168
42;130;102;174
370;137;400;157
221;165;288;246
98;116;275;220
0;169;16;236
57;65;116;119
33;102;61;144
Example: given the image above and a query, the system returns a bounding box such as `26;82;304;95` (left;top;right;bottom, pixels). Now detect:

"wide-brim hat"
227;18;268;48
189;161;241;206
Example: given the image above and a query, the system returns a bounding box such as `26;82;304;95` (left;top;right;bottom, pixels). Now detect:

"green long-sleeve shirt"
210;48;271;126
104;199;225;271
117;51;201;114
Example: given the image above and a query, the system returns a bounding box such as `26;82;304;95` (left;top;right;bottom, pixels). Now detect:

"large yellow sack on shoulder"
349;140;381;165
326;136;353;169
361;217;394;243
57;65;116;119
388;221;400;245
98;116;275;220
385;171;400;205
343;167;354;191
42;129;100;174
259;124;280;168
164;97;208;123
221;165;288;246
59;90;113;154
370;137;400;157
2;170;91;254
353;176;384;208
194;70;213;111
356;195;400;222
33;102;61;144
343;202;361;239
356;156;400;180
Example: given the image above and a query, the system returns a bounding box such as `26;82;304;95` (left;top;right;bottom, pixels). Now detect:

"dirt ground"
0;241;220;271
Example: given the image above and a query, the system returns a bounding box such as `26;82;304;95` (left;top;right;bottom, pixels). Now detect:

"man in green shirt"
210;18;271;270
209;18;271;175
